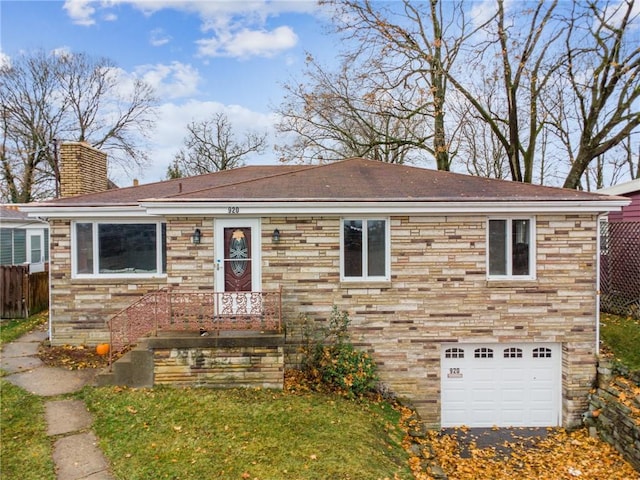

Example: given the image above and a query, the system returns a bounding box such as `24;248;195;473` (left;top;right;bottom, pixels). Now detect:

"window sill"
71;275;167;285
339;281;393;289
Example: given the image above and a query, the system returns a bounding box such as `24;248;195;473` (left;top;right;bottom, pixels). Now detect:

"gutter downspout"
595;213;606;359
35;216;53;340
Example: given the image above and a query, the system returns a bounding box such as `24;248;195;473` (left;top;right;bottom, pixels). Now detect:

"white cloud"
134;62;201;100
469;0;498;29
150;28;172;47
63;0;96;26
0;51;10;68
123;100;278;184
62;0;318;58
197;25;298;58
51;46;73;58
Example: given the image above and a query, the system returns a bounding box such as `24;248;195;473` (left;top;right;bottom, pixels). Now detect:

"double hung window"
74;221;166;277
488;218;534;279
341;218;389;281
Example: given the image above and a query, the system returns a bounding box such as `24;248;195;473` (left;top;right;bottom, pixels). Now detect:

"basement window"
73;221;166;278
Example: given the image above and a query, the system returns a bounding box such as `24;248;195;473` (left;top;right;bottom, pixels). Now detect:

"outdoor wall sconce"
191;228;202;245
272;228;281;243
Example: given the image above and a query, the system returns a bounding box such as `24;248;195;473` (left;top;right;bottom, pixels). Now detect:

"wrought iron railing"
108;286;282;365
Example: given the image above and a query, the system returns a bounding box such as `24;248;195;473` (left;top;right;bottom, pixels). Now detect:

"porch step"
95;341;154;388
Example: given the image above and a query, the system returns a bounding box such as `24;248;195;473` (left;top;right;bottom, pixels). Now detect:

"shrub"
300;306;379;398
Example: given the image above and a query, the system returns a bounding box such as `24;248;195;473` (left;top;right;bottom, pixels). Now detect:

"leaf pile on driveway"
405;422;638;480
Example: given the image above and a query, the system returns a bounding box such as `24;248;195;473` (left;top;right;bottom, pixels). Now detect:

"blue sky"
1;0;339;184
2;1;638;188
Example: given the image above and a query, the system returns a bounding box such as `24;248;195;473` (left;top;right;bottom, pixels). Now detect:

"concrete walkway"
1;329;115;480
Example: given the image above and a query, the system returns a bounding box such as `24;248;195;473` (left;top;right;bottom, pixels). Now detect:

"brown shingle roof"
34;158;616;206
1;204;30;220
40;165;308;206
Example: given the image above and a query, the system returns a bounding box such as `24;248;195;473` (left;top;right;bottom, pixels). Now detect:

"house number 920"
228;207;240;214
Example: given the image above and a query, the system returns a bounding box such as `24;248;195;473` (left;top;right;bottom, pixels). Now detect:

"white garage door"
441;343;561;427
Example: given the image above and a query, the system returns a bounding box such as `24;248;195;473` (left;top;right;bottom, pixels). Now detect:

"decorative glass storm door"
215;219;261;294
224;227;252;291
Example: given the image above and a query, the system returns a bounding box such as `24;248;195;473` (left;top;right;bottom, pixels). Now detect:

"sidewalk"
1;329;115;480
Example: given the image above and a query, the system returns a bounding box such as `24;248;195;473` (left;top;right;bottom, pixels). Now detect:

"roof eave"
139;199;631;216
21;205;147;219
19;198;630;218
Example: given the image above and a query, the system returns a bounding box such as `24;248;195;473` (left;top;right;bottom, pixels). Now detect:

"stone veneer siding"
152;335;284;389
50;213;599;428
262;214;600;428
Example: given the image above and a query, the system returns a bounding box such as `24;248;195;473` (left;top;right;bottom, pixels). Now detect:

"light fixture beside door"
191;228;202;244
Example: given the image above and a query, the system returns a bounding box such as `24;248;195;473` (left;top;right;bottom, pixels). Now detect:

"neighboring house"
0;204;49;273
598;178;640;222
597;179;640;318
23;142;629;429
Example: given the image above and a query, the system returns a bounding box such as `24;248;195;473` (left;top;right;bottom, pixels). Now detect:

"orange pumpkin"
96;343;110;356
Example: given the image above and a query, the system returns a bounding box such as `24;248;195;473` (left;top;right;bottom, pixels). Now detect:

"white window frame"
340;217;390;282
486;216;536;280
72;220;166;279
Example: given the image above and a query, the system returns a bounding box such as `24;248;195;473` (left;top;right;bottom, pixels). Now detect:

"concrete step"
95;341;153;388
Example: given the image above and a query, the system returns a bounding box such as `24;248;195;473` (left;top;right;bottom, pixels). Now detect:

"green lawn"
0;313;56;479
79;386;411;480
601;312;640;371
0;381;56;480
1;313;411;479
0;310;47;345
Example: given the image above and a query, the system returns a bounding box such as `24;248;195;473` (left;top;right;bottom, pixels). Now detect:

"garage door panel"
531;371;554;382
441;343;561;427
502;368;526;381
502;388;525;402
531;409;556;424
531;390;553;402
502;410;525;424
472;388;497;402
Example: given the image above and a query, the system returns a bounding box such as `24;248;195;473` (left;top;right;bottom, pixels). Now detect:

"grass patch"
0;311;47;345
601;312;640;371
0;381;55;480
79;386;411;480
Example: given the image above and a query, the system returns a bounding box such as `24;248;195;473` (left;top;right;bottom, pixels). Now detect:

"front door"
215;219;261;293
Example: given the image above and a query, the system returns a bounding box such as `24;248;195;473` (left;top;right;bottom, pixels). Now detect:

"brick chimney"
59;142;108;197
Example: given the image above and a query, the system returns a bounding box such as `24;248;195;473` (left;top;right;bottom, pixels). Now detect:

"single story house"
0;204;49;273
23;142;629;429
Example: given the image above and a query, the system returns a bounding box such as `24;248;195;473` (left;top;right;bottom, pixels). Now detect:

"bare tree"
439;0;564;183
558;0;640;189
1;51;65;201
170;113;267;176
277;0;484;169
0;50;157;202
274;54;432;164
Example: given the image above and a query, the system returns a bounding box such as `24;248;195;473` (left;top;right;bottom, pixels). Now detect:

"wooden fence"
0;265;49;319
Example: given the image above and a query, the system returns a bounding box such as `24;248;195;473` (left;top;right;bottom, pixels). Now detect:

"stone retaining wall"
586;361;640;472
149;334;285;390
